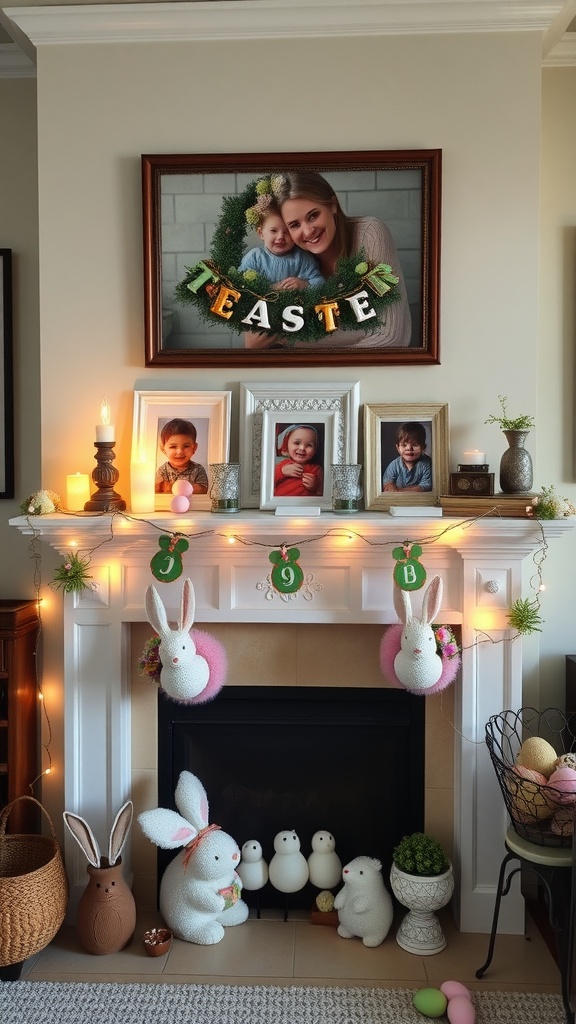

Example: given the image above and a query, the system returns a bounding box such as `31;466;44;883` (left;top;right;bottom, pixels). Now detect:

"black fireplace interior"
157;685;425;909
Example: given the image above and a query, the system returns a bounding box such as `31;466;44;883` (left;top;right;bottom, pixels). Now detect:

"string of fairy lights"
23;506;550;788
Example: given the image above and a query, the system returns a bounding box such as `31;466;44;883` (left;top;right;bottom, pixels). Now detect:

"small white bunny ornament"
145;578;210;703
138;770;249;945
393;575;443;692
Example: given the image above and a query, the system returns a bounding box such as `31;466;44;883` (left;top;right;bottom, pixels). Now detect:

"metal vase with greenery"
389;832;454;955
485;396;534;494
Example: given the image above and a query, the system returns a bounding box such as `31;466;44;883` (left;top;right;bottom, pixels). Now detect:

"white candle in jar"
96;398;115;442
462;450;486;465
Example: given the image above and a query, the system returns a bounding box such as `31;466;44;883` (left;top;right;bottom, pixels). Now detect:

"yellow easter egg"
412;988;448;1018
516;736;558;778
506;765;555;823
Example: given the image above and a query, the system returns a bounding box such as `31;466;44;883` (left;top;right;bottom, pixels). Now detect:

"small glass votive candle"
331;464;363;513
209;463;241;513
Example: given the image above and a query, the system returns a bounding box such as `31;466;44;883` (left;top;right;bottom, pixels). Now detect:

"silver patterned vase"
499;430;533;494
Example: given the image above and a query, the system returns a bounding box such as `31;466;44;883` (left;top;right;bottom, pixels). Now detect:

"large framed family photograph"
363;402;449;511
142;150;441;369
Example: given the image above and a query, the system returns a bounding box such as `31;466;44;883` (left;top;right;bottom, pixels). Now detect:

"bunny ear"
145;585;169;636
138;807;198;850
421;575;443;624
180;578;196;633
174;770;209;829
63;811;101;867
393;585;412;625
108;800;133;865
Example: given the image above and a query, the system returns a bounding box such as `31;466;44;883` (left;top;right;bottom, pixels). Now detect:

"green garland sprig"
51;551;94;595
174;176;400;344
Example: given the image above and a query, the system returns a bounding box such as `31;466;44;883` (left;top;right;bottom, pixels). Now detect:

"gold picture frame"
363;402;449;511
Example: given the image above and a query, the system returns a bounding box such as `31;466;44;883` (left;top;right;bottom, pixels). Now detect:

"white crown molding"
0;41;35;77
0;1;569;51
1;1;574;75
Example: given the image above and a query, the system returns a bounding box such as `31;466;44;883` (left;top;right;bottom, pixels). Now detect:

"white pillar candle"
130;460;156;513
96;397;115;442
66;472;91;510
462;450;486;465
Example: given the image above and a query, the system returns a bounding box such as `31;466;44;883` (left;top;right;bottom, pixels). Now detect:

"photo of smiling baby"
381;420;433;493
273;422;325;498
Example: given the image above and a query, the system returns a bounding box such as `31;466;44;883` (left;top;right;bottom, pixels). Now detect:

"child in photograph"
155;417;208;494
239;196;324;291
274;423;323;497
382;421;432;492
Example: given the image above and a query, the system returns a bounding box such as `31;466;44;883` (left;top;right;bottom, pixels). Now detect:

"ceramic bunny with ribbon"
138;770;249;945
63;801;136;954
145;577;222;704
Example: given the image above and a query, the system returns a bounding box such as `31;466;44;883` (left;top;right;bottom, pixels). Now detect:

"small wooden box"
449;472;495;496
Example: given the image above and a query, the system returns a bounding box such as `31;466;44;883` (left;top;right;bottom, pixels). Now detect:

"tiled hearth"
11;511;575;937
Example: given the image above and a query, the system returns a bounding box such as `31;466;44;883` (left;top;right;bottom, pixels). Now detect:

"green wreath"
174;176;400;345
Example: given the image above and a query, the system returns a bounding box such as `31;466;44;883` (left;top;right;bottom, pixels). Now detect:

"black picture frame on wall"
0;250;14;499
142;149;441;369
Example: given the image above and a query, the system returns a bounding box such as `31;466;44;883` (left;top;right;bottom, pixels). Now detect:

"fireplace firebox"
158;685;425;909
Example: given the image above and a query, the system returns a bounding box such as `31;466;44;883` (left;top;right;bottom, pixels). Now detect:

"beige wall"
2;29;576;825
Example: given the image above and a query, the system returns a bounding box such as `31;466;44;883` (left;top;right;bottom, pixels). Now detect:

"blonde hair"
272;171;352;261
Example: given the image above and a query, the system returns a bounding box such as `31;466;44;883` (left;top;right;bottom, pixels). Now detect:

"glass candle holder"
331;464;362;513
209;463;241;513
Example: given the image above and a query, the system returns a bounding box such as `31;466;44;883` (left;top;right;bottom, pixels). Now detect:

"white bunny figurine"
138;770;249;945
393;575;443;692
145;577;210;703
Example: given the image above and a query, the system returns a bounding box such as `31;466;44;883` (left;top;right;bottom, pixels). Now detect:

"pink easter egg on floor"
170;494;190;513
440;981;472;1002
172;480;193;496
447;994;475;1024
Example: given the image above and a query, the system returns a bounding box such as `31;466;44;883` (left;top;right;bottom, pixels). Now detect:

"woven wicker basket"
485;706;576;848
0;796;68;966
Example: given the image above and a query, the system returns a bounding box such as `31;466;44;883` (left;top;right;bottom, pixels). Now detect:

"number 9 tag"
269;545;304;595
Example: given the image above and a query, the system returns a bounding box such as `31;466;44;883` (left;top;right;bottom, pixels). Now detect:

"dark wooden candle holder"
84;441;126;512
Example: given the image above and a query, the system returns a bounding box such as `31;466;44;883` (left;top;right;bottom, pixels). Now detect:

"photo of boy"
382;421;432;492
273;423;324;497
155;417;208;494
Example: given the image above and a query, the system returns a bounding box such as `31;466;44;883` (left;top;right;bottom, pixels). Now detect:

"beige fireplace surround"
10;511;575;935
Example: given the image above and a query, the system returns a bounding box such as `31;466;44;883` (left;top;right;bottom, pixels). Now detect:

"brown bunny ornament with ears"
63;801;136;954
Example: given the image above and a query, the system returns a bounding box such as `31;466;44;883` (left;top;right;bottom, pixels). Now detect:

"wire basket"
485;707;576;848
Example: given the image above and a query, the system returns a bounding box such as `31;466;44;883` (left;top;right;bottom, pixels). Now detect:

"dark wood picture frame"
142;150;441;368
0;250;14;499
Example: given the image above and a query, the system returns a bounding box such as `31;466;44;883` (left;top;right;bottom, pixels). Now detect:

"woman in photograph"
244;169;411;350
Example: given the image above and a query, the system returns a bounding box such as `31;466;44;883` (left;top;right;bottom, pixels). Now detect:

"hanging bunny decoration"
63;801;136;954
384;575;444;693
138;770;249;945
145;577;226;704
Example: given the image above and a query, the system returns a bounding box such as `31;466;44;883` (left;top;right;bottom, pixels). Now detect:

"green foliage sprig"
174;175;400;344
507;597;543;634
485;395;535;431
527;485;576;520
392;832;450;876
51;551;94;595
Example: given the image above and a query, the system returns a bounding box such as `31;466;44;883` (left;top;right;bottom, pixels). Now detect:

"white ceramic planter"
389;861;454;955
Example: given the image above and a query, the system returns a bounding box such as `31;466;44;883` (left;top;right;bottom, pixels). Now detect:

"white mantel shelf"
10;511;575;933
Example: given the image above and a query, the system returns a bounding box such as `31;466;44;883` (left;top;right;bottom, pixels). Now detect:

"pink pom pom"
185;628;228;705
172;480;193;496
379;623;460;696
170;494;190;513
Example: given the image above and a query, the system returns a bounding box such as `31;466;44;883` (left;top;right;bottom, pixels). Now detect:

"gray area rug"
0;981;566;1024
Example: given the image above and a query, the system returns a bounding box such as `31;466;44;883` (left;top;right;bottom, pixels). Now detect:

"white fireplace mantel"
10;510;575;933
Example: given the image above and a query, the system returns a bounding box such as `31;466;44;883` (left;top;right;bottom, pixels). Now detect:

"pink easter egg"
170;494;190;513
440;981;472;1002
447;994;475;1024
546;765;576;804
172;480;193;496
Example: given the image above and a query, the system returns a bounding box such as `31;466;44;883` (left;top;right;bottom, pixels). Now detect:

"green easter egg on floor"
412;988;448;1018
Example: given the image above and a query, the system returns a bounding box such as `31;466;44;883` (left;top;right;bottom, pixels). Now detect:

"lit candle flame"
100;397;110;426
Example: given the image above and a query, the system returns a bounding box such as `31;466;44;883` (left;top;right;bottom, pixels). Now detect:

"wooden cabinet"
566;655;576;718
0;600;40;833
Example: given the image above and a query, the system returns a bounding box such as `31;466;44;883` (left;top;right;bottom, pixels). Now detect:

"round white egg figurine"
170;479;193;513
269;829;309;893
307;830;342;889
237;839;269;891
